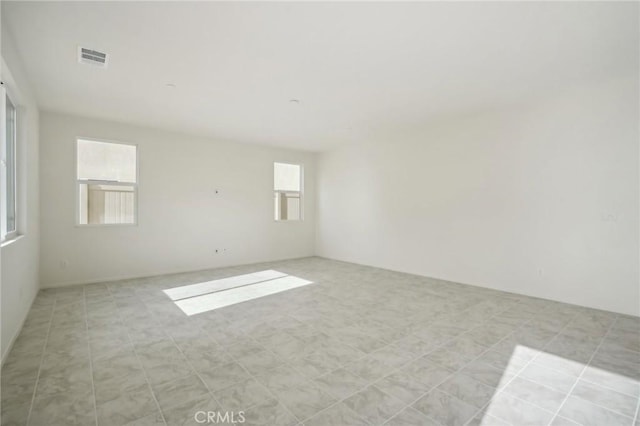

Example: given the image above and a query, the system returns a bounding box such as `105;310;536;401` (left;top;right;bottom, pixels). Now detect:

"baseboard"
41;255;316;289
313;254;640;317
1;290;38;367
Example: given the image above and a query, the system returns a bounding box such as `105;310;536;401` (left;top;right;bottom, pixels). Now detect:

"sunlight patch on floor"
163;269;288;300
164;271;313;316
479;344;640;425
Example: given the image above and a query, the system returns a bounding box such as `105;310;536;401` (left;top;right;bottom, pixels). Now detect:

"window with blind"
77;139;137;225
274;162;302;221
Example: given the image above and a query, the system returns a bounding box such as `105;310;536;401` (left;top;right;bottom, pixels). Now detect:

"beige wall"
317;75;640;316
1;27;41;361
40;112;316;287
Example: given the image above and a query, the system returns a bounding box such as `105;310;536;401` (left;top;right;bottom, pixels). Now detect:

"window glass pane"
6;96;16;233
274;192;301;221
79;183;136;225
274;162;300;191
78;139;137;182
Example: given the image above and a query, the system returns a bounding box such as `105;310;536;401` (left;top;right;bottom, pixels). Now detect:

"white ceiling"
3;1;638;151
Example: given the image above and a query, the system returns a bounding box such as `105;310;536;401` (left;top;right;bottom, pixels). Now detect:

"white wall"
1;28;40;361
317;76;639;316
40;112;316;287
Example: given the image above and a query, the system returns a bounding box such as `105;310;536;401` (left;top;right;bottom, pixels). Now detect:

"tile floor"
1;257;639;426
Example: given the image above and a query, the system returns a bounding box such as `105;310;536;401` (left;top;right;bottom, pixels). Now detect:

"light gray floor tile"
29;392;96;426
271;380;337;421
550;415;583;426
426;347;473;371
343;385;405;425
289;352;341;379
581;364;640;398
475;349;528;372
2;368;39;399
1;395;32;426
345;355;395;382
235;349;283;376
384;407;440;426
2;258;638;426
200;362;250;392
305;402;369;426
466;412;510;426
484;391;555;426
518;362;578;393
93;352;142;382
437;373;498;408
459;360;514;390
94;371;149;406
570;379;638;418
185;350;231;372
152;374;209;412
376;369;433;404
255;365;307;394
501;376;566;412
143;359;194;386
213;378;274;411
161;396;222;426
97;386;158;426
412;389;478;426
35;365;93;399
313;368;369;400
532;352;586;377
402;356;453;388
393;334;437;357
241;398;298;426
557;396;635;426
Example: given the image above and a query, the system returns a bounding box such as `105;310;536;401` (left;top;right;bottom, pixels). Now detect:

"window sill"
1;234;24;248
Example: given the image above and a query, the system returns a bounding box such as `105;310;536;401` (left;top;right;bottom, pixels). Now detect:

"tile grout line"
460;309;596;426
203;301;400;424
521;356;640;400
494;363;639;420
440;325;640;425
218;326;329;424
461;306;597;425
14;262;636;426
548;315;621;424
301;303;519;425
144;286;303;425
24;295;56;426
301;296;534;425
35;287;584;426
151;318;250;418
104;284;169;426
422;301;564;424
209;307;377;424
386;300;552;426
83;287;100;426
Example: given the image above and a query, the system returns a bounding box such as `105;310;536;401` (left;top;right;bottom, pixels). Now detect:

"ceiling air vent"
78;47;108;68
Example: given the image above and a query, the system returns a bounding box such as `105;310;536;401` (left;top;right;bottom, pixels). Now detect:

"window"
77;139;137;225
1;94;17;240
274;162;302;221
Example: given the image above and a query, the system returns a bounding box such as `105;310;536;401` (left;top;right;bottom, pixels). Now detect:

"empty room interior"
1;2;639;426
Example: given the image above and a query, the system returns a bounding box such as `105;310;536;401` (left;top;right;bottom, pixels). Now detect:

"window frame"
75;137;139;227
273;162;304;222
2;93;18;242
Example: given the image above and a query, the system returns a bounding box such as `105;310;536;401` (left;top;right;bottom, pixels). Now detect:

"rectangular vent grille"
78;47;108;67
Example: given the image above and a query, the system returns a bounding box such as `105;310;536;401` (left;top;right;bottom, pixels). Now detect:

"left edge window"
2;94;17;240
